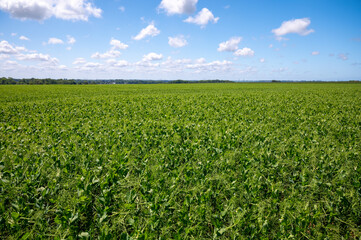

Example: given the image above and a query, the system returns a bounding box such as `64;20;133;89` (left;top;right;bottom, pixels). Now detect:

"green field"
1;83;360;239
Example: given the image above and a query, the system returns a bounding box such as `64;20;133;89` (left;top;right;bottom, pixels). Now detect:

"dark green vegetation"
0;83;360;239
0;77;233;85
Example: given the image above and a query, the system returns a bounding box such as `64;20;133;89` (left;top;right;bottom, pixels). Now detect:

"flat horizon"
0;0;360;80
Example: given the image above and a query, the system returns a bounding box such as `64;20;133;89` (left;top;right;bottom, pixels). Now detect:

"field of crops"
0;83;360;239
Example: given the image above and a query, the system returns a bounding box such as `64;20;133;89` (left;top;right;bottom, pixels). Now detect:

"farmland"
0;83;360;239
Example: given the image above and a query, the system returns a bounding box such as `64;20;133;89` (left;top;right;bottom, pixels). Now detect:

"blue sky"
0;0;360;80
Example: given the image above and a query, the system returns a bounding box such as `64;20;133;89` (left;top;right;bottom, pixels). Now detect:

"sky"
0;0;360;81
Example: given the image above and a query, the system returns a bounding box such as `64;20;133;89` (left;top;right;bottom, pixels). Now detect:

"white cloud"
186;60;232;72
91;50;121;59
106;59;116;64
110;39;128;50
0;40;26;54
73;57;86;64
0;0;102;21
107;59;129;67
338;53;348;61
19;35;29;41
11;33;17;36
90;38;127;59
161;57;192;68
114;60;129;67
83;62;102;68
73;61;104;72
184;8;219;28
158;0;198;15
217;38;253;57
0;40;17;54
53;0;102;21
0;0;52;21
1;56;247;80
67;35;76;45
119;6;125;12
48;37;63;45
196;57;206;63
269;44;273;48
5;60;18;65
234;47;255;57
133;23;160;40
217;37;242;52
142;52;163;61
272;18;314;37
168;35;188;48
260;58;265;63
17;53;59;65
311;51;320;55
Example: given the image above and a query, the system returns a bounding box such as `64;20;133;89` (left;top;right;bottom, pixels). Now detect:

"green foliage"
0;83;360;239
0;78;235;85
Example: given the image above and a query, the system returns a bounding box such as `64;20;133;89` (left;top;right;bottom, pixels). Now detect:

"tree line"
0;77;234;85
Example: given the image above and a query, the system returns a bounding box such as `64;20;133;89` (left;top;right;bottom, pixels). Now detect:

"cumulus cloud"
160;57;192;68
114;60;129;67
168;35;188;48
19;35;30;41
1;55;242;79
73;61;104;72
186;60;232;72
90;38;128;59
110;39;128;50
234;47;255;57
311;51;320;55
217;37;242;52
158;0;197;15
217;37;255;57
0;0;102;21
48;37;64;45
133;23;160;40
83;62;102;68
53;0;102;21
1;60;20;71
17;53;59;64
107;59;129;67
91;50;121;59
0;40;67;74
272;18;314;38
184;8;219;28
142;52;163;61
0;0;52;20
260;58;265;63
155;58;234;76
0;40;17;54
0;40;26;54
